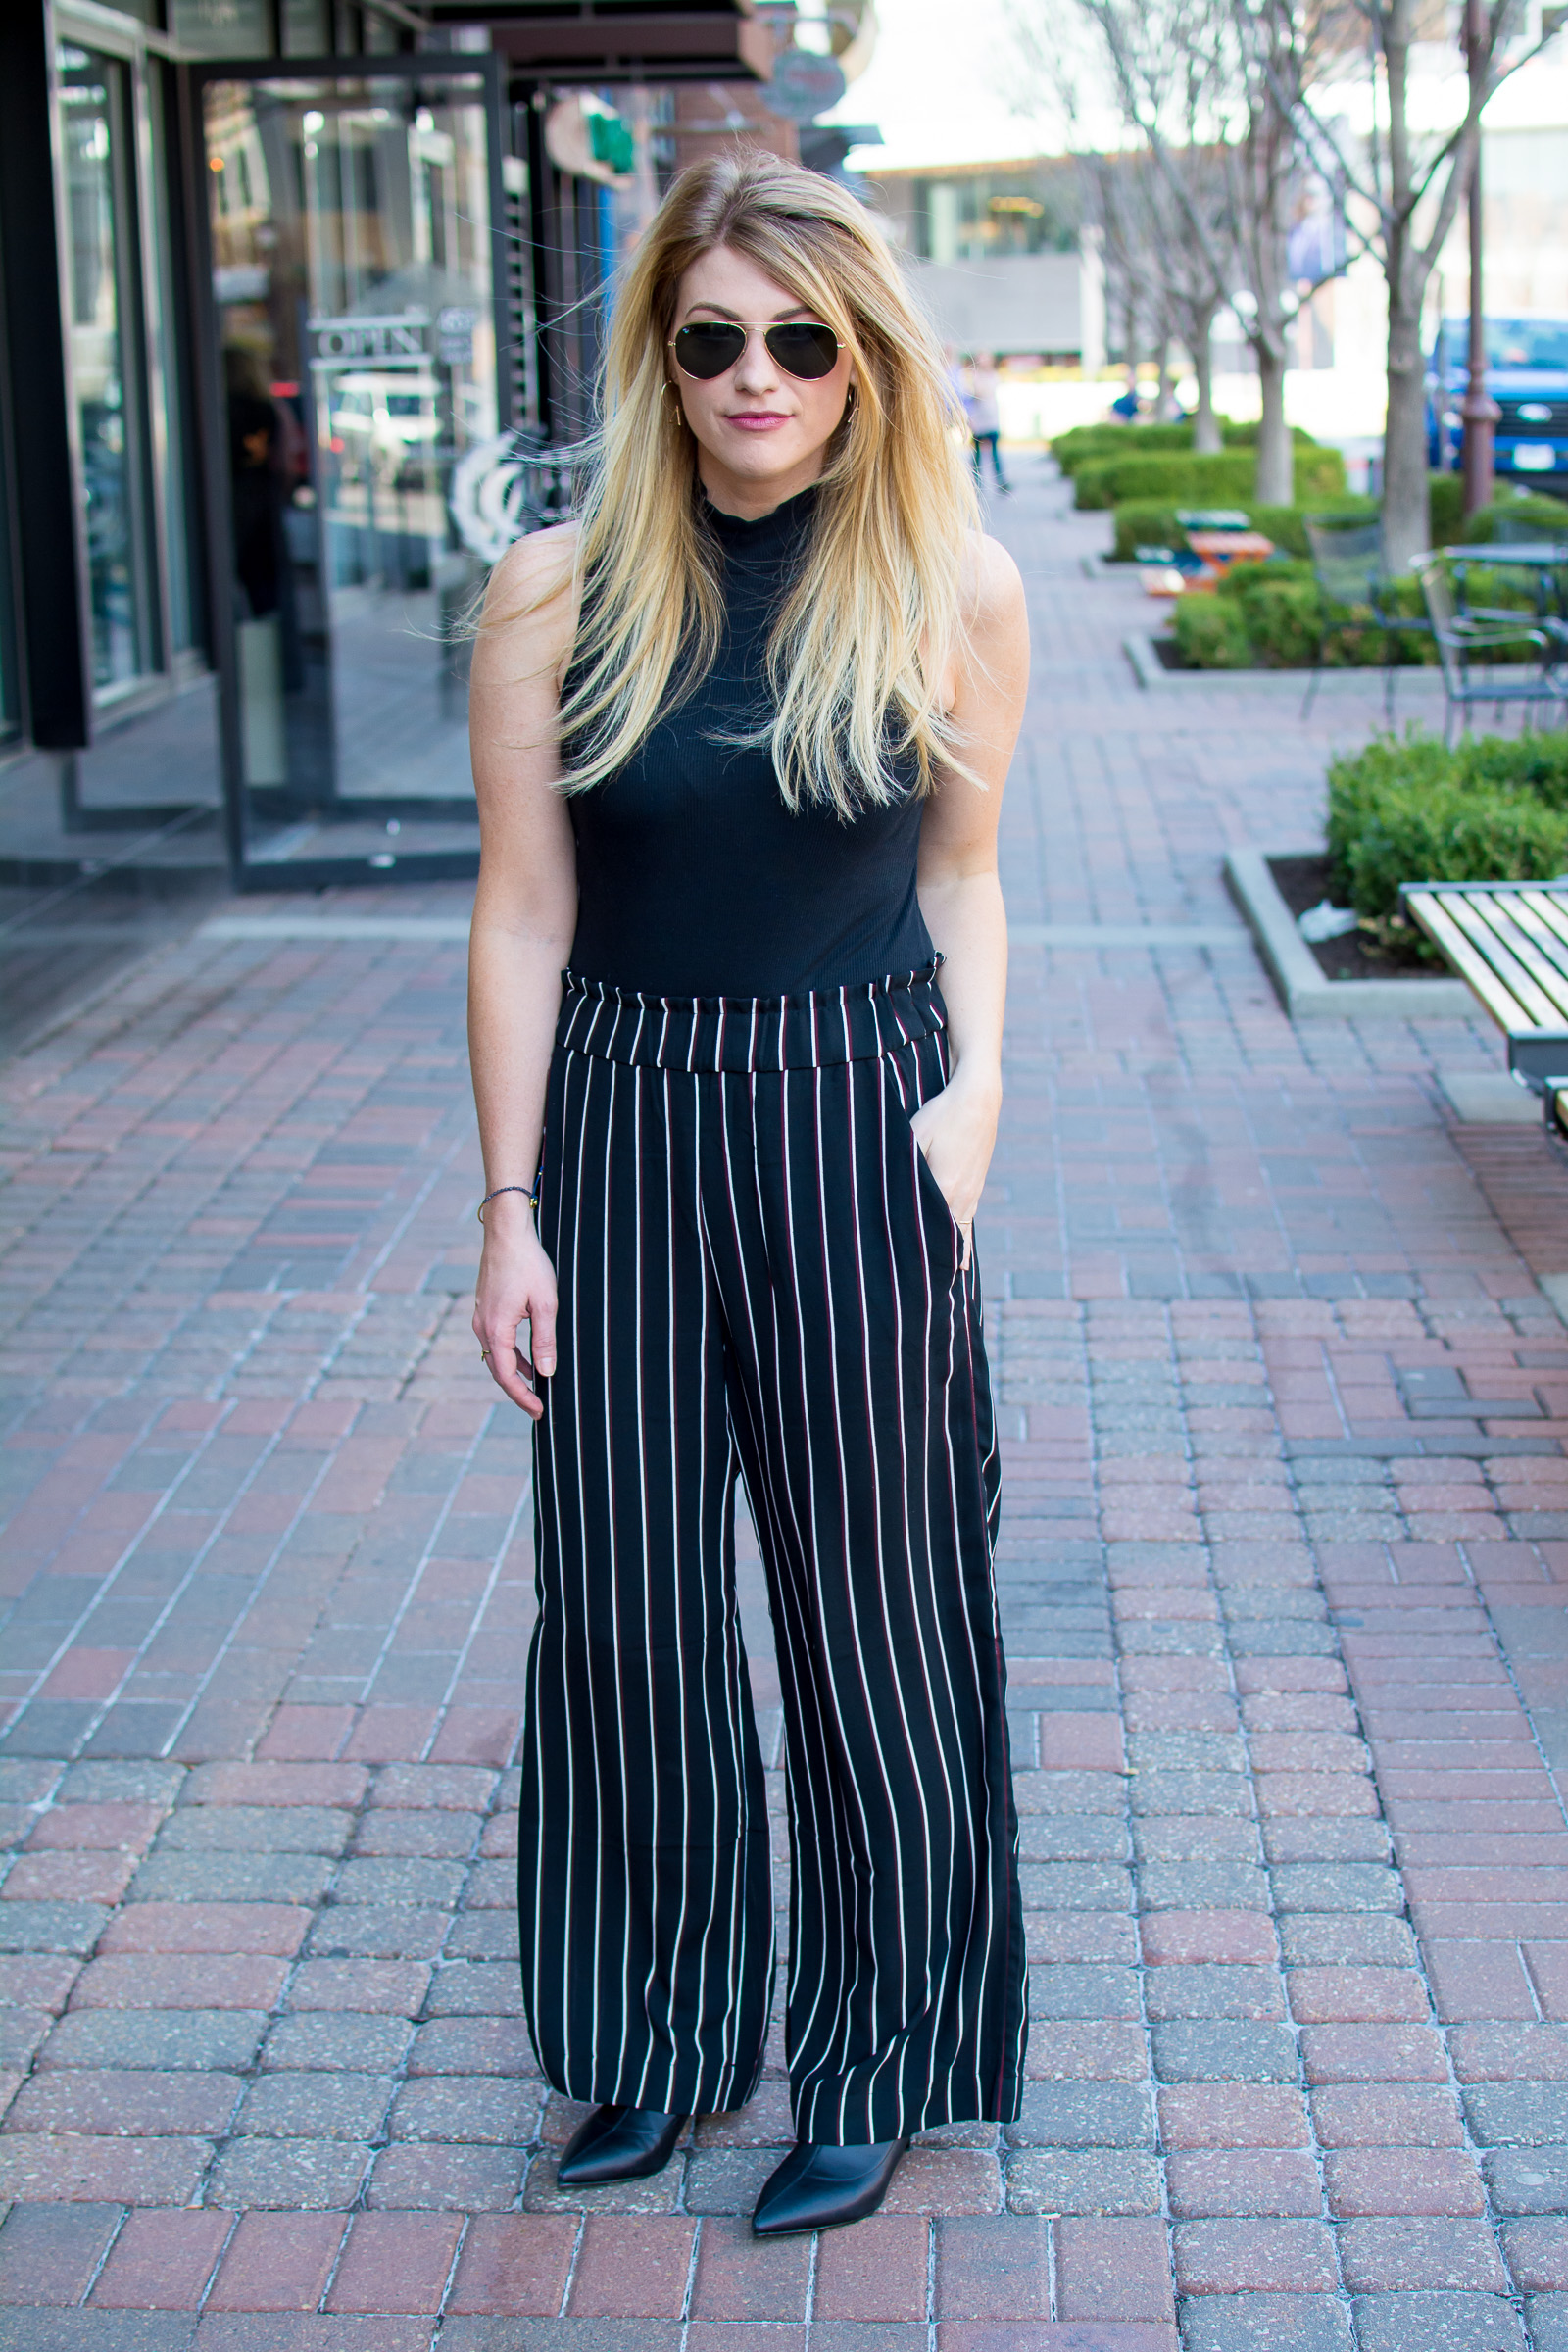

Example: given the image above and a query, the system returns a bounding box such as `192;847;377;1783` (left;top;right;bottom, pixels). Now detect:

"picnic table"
1136;523;1277;597
1185;530;1276;571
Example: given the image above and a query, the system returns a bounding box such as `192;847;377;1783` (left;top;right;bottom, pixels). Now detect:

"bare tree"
1265;0;1561;567
1074;150;1153;402
1010;0;1357;502
1095;0;1338;503
1010;10;1231;451
1137;144;1231;447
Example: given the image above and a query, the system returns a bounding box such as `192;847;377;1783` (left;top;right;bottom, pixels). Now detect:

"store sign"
308;313;431;368
436;307;475;366
449;430;575;562
766;47;848;123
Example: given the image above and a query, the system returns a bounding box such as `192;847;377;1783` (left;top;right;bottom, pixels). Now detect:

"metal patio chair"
1413;553;1568;744
1301;514;1433;719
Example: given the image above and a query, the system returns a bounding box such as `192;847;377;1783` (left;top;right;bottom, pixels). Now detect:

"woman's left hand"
908;1071;1001;1269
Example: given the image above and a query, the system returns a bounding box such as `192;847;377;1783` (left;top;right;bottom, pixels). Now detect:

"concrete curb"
1124;630;1446;699
1224;845;1476;1021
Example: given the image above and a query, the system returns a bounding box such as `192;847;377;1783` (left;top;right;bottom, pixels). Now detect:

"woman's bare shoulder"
485;519;580;618
474;521;581;682
961;528;1025;630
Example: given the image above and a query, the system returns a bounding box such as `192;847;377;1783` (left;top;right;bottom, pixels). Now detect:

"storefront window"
0;447;18;744
202;67;500;870
283;1;331;54
59;43;159;697
168;1;274;59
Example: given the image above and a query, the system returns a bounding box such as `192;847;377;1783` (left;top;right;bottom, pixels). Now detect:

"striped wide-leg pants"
518;962;1027;2144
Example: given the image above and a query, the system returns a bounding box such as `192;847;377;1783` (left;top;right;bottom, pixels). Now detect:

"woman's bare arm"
912;532;1030;1259
467;523;581;1418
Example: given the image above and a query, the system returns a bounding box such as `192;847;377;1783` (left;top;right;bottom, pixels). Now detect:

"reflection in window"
167;0;273;60
911;172;1078;266
60;44;155;694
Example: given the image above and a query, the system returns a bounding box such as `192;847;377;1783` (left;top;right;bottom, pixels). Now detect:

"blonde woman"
468;153;1029;2237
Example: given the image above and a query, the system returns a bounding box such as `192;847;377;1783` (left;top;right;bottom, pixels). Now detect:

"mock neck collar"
701;481;819;555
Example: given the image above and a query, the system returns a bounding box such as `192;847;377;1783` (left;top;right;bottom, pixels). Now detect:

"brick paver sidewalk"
1;468;1566;2351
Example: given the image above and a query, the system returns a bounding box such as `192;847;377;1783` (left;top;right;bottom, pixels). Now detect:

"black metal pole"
1460;0;1496;518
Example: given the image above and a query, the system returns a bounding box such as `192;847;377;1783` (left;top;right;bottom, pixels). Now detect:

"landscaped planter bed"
1122;631;1444;697
1225;847;1473;1018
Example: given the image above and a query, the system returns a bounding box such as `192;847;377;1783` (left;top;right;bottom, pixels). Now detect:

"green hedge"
1108;476;1558;564
1171;559;1435;672
1075;445;1347;511
1459;488;1568;543
1326;730;1568;919
1168;541;1547;670
1052;417;1316;476
1110;491;1378;563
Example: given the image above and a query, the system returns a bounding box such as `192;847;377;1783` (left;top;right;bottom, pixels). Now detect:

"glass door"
196;59;505;883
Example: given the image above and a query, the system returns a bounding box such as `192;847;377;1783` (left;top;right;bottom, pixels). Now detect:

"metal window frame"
53;6;185;719
179;45;510;889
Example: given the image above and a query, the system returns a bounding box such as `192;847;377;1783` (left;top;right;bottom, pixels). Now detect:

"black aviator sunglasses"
669;319;843;383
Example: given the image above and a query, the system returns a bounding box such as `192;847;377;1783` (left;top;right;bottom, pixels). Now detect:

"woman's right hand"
472;1194;558;1420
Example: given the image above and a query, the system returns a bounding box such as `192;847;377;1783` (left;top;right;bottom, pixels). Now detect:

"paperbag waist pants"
518;962;1027;2144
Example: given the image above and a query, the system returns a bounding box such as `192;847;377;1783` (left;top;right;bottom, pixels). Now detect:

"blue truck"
1428;317;1568;493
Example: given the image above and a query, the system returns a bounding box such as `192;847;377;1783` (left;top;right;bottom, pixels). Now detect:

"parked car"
327;371;441;488
1427;317;1568;492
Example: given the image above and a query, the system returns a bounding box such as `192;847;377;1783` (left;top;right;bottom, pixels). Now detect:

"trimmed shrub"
1428;472;1465;547
1076;451;1257;509
1053;421;1217;474
1170;558;1429;671
1459;489;1568;543
1247;500;1377;558
1108;479;1513;565
1111;499;1197;561
1326;729;1568;918
1078;446;1347;510
1109;496;1371;563
1052;417;1317;475
1170;597;1250;668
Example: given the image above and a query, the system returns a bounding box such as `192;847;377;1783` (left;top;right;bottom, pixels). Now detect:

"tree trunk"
1191;307;1221;452
1383;290;1431;571
1156;327;1175;421
1253;339;1292;505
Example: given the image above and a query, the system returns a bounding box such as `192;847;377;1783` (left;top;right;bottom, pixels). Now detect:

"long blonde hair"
532;152;981;816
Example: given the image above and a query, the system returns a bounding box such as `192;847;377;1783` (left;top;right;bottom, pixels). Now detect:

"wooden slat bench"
1400;881;1568;1126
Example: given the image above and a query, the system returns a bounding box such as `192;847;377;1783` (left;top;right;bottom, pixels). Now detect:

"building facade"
0;0;791;896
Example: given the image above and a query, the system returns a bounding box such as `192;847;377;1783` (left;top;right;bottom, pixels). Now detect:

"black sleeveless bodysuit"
565;485;936;998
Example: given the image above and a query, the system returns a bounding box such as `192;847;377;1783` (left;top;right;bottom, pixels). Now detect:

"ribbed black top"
564;485;934;998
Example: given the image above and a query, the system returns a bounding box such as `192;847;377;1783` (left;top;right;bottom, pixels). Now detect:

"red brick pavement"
1;467;1566;2348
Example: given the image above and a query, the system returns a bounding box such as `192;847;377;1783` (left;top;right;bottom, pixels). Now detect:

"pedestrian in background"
967;352;1010;493
466;153;1030;2237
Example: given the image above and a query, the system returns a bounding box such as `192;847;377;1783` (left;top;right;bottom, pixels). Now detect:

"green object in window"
590;112;635;176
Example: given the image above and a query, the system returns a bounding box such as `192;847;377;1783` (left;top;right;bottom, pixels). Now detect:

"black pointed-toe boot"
556;2105;686;2187
752;2136;908;2235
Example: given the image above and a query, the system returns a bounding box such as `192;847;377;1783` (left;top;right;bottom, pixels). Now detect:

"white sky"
820;0;1064;172
819;0;1568;172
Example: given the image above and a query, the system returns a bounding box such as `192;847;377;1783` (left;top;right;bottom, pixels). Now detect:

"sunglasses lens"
764;323;840;379
673;323;747;379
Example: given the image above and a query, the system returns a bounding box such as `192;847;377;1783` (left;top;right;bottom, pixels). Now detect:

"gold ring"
478;1348;490;1363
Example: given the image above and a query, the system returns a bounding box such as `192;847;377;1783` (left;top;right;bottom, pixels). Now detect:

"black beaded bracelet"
476;1184;538;1226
